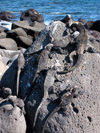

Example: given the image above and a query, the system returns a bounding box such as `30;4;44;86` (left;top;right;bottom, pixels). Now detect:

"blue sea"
0;0;100;24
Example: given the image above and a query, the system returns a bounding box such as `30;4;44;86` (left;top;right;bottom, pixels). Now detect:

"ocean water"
0;0;100;24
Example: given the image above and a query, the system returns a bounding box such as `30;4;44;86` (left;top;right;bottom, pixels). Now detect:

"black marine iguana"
57;23;87;74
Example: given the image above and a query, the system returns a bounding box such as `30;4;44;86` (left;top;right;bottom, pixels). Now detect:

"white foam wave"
44;20;51;25
0;20;12;30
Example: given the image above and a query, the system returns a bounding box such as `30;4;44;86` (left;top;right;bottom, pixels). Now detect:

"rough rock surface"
12;21;45;44
25;21;68;55
25;52;100;133
0;98;26;133
16;36;33;48
0;38;18;50
7;28;28;39
20;8;44;25
85;20;100;32
0;32;6;39
0;19;100;133
0;59;8;80
0;49;26;66
87;31;100;52
12;20;29;29
12;21;45;32
89;30;100;40
7;28;33;48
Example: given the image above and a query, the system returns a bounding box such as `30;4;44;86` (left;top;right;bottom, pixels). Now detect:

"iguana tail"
57;54;83;74
16;69;21;96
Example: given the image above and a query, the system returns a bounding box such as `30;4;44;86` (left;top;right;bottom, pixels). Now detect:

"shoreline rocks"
0;10;100;133
20;9;44;25
85;20;100;32
0;93;26;133
0;11;15;21
0;38;18;50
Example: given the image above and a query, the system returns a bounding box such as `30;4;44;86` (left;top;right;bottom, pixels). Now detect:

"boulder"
12;21;45;41
85;21;94;30
16;36;33;48
89;30;100;39
0;56;10;66
0;38;18;50
87;30;100;52
0;59;8;80
20;8;44;25
0;11;15;21
0;98;26;133
27;35;33;40
85;20;100;32
12;21;45;33
25;20;69;55
0;49;25;66
26;21;46;36
25;29;52;55
7;28;28;39
12;20;29;29
90;20;100;32
0;32;6;39
0;49;20;59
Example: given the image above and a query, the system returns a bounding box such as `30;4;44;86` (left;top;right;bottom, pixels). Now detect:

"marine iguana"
61;14;75;26
42;86;77;133
33;68;56;131
0;91;25;114
24;44;53;102
57;23;87;74
17;49;25;96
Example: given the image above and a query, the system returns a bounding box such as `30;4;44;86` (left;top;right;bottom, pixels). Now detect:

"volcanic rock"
20;8;44;25
0;38;18;50
0;59;8;80
0;32;6;39
16;36;33;48
12;21;45;33
85;20;100;32
0;98;26;133
7;28;28;39
12;20;29;29
12;21;45;42
0;49;24;66
0;11;15;21
0;20;100;133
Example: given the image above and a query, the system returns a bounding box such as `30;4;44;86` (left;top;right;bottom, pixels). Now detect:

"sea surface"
0;0;100;24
